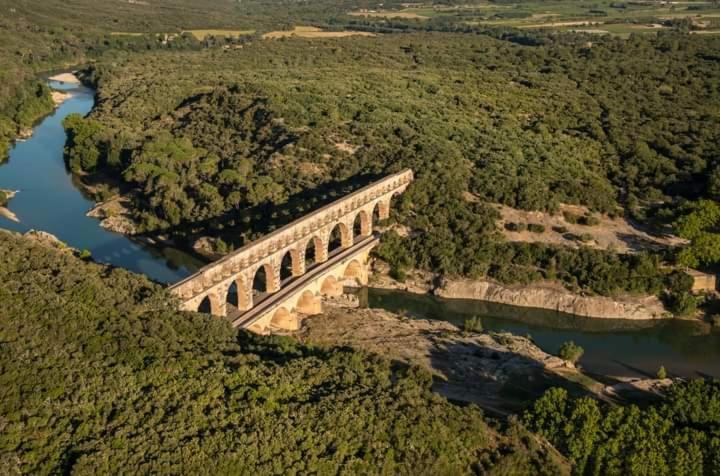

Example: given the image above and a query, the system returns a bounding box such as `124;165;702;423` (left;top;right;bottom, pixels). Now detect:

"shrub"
579;233;594;243
390;267;407;282
657;365;667;379
579;215;601;226
665;270;694;294
711;315;720;327
79;249;92;260
558;341;584;364
552;225;568;234
666;291;698;317
563;211;580;224
505;222;527;232
463;315;483;332
527;223;545;233
0;190;7;206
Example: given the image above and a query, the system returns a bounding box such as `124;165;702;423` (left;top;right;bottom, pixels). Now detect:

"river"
0;79;204;283
1;78;718;379
361;288;720;379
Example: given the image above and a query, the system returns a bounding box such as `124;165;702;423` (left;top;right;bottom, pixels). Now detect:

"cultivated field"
263;26;376;39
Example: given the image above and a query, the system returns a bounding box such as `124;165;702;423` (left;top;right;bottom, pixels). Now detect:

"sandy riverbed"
48;72;80;84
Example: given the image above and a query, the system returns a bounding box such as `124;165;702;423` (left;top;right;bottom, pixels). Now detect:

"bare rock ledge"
435;278;669;320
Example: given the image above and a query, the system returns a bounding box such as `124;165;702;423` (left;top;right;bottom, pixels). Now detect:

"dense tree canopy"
524;381;720;475
0;230;566;474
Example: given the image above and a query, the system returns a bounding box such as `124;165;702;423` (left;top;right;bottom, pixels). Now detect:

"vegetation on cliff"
0;230;564;474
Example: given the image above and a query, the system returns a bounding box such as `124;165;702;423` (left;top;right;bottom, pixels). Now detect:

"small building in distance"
687;269;718;293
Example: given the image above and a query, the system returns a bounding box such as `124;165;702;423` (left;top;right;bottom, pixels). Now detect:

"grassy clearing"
185;29;255;40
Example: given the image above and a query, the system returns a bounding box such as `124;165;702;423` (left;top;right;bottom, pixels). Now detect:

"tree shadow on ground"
615;232;669;253
426;339;595;416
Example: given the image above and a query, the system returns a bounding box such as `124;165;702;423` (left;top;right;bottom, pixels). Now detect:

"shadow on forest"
144;172;386;247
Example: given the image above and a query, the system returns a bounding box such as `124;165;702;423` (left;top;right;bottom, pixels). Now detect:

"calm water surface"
362;288;720;379
2;79;719;380
0;80;204;283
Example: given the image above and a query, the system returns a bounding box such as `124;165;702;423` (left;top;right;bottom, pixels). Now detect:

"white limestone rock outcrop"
435;278;669;320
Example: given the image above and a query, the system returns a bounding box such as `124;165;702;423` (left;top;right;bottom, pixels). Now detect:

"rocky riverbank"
86;195;139;235
0;189;19;222
370;262;669;320
294;305;598;413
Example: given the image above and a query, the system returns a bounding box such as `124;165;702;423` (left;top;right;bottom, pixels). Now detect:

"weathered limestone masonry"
169;169;414;333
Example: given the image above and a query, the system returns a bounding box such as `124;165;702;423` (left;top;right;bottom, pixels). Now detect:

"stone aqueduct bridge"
169;169;414;333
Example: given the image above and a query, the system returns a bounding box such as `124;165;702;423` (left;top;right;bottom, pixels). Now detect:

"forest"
1;1;720;474
0;230;565;474
55;29;720;305
524;381;720;474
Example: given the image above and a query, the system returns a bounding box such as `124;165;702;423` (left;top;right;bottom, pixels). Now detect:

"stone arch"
304;235;326;266
226;276;250;311
320;275;342;297
375;198;390;221
344;259;363;282
270;306;298;331
295;290;322;315
198;295;212;314
252;262;279;296
198;293;223;316
279;250;295;282
353;210;371;240
327;222;351;255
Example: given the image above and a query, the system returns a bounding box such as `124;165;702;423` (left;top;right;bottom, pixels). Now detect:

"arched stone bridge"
169;169;413;333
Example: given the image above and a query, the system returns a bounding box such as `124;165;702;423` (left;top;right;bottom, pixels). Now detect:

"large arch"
295;290;322;315
353;210;371;241
279;250;294;282
198;295;212;314
377;199;390;221
197;293;223;316
225;277;250;311
304;235;326;267
270;306;298;330
343;259;363;283
320;275;342;297
252;262;279;302
327;222;351;256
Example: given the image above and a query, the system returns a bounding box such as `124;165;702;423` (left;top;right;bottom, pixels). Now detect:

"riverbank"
0;189;18;222
13;73;77;144
48;72;81;84
370;263;670;320
293;304;679;412
294;304;594;413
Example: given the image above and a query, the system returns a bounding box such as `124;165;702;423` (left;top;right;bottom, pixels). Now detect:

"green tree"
558;341;584;364
62;113;105;172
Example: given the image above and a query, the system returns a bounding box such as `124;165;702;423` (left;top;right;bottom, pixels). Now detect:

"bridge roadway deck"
230;234;379;328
